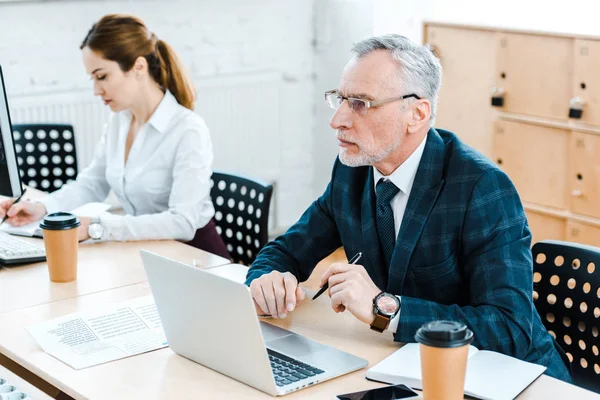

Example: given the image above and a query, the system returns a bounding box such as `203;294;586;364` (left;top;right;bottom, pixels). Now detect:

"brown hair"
81;14;195;110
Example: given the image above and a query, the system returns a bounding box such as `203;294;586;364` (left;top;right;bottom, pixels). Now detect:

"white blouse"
40;91;215;241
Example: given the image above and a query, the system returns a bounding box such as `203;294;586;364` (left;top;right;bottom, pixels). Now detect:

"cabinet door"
426;26;496;158
570;132;600;218
496;33;573;120
526;209;566;245
573;39;600;125
566;220;600;247
493;120;568;209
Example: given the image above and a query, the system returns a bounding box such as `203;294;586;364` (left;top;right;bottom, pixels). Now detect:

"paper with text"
26;296;167;369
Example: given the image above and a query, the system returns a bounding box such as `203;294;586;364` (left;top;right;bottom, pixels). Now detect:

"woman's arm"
99;124;214;241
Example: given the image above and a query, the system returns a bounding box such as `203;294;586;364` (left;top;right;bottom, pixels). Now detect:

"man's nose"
329;100;353;130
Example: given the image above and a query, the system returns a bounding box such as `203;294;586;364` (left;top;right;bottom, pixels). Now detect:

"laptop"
140;250;368;396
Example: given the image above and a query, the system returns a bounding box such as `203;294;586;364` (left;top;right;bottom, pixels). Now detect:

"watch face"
376;294;398;316
88;223;103;239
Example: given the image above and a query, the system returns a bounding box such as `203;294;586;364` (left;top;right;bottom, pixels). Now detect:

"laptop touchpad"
267;334;328;358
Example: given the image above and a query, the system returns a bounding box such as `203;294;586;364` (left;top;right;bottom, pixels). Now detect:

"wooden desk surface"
0;238;230;313
0;283;597;400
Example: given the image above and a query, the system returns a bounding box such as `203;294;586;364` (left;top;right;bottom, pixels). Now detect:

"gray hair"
351;34;442;126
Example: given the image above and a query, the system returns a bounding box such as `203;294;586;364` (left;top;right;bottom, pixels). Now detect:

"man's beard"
337;133;399;167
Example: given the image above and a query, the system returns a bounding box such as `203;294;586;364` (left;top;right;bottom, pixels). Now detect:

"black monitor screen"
0;65;23;197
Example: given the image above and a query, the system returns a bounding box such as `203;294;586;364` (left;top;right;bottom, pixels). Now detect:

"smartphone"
336;384;420;400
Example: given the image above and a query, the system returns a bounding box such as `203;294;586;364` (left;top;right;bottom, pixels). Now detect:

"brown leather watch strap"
370;313;391;333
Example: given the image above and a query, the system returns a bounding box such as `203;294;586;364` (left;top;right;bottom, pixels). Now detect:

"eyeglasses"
325;90;421;114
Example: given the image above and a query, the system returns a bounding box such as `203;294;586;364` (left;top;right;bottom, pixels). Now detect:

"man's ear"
407;100;431;133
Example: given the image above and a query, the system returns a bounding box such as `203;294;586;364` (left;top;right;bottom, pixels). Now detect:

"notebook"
366;343;546;400
0;202;111;238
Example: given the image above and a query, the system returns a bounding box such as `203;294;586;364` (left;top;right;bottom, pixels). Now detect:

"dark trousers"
186;219;230;260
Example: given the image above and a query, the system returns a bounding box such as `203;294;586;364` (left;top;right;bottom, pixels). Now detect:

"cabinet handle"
569;97;585;119
571;189;583;198
491;87;505;107
572;228;580;237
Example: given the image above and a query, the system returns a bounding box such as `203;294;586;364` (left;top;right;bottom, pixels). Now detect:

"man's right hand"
249;271;305;319
0;200;46;226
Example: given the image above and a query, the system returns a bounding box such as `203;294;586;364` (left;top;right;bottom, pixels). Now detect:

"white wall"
0;0;315;229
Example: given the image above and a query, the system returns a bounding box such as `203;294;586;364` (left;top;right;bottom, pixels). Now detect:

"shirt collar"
146;90;179;134
373;134;428;194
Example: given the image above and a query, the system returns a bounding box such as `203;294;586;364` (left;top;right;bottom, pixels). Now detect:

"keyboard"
0;231;46;265
267;349;325;387
0;376;30;399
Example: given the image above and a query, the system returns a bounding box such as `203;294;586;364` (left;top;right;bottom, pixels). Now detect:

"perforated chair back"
532;240;600;393
11;124;78;192
210;171;273;265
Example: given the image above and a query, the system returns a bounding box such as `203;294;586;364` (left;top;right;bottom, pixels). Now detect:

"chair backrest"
210;171;273;266
532;240;600;393
11;124;78;193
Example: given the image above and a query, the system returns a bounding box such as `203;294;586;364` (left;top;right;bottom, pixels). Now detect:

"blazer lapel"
387;128;446;294
360;168;387;289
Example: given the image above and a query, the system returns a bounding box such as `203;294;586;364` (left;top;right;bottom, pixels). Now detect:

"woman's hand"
0;200;46;226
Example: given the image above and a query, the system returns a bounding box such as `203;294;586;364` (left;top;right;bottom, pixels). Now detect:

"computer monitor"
0;65;23;197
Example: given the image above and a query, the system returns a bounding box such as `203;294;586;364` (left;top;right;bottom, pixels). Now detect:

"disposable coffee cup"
40;212;81;283
415;320;474;400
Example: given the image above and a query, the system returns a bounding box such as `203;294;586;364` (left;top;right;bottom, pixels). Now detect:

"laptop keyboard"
267;349;325;387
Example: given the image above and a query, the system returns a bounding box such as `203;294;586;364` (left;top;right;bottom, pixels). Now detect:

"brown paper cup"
40;212;81;283
415;320;474;400
420;342;470;400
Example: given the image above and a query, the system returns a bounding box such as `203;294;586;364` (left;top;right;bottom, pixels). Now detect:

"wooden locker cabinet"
494;120;568;209
426;25;496;158
572;40;600;125
495;33;574;120
569;131;600;219
425;22;600;246
567;220;600;247
526;208;567;244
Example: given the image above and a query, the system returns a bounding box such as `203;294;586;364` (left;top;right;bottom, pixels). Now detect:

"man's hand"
249;271;306;319
78;216;91;242
320;262;381;324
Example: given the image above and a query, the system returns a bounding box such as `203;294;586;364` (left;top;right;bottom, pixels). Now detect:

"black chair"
210;171;273;266
532;240;600;393
11;124;78;192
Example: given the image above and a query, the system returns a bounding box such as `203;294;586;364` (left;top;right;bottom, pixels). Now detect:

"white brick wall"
0;0;316;230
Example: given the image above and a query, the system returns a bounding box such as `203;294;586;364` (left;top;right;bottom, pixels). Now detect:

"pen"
0;188;27;226
312;251;362;301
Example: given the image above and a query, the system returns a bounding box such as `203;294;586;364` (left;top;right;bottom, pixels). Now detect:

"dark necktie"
376;179;400;268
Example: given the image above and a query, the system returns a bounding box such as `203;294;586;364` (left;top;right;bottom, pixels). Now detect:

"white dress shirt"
372;134;427;334
40;91;215;242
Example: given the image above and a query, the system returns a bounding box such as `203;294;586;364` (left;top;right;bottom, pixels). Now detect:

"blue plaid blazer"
247;128;571;382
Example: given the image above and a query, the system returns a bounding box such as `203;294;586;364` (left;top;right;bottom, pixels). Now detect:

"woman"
0;14;229;258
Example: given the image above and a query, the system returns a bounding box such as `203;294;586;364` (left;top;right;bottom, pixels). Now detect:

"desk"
1;283;598;400
1;188;230;313
0;238;230;314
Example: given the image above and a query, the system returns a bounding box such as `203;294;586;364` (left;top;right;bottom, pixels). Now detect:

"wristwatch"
88;217;104;240
370;291;401;333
